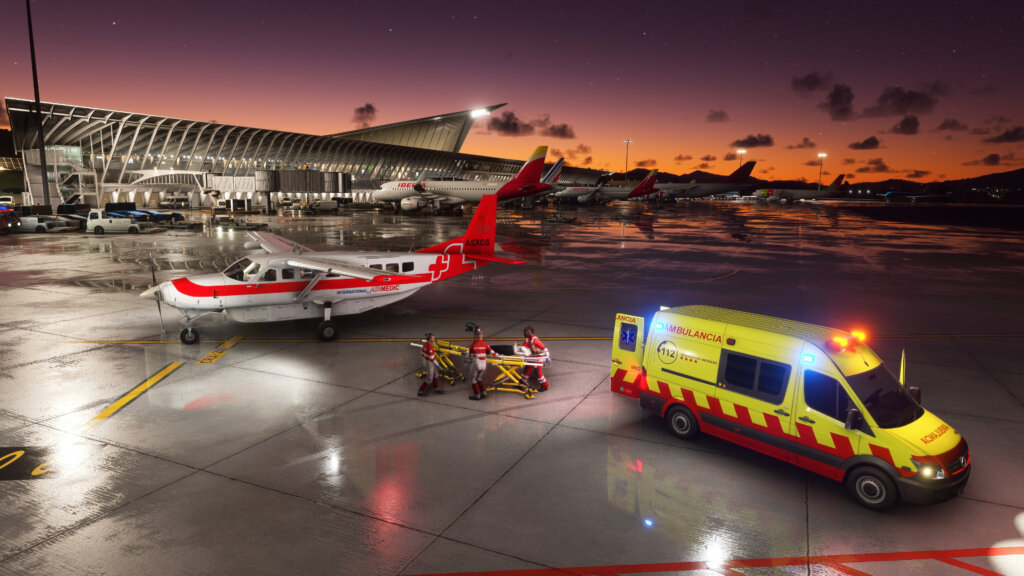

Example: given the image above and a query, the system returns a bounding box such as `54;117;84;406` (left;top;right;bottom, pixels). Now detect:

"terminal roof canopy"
329;103;506;153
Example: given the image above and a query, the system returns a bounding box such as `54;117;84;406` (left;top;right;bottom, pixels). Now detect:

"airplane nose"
140;285;160;300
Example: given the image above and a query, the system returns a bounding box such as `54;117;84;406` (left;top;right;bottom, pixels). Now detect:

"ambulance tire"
317;320;339;341
846;466;899;510
666;405;699;440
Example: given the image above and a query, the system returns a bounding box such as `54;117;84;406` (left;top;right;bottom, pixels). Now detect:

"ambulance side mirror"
909;386;921;404
844;408;862;431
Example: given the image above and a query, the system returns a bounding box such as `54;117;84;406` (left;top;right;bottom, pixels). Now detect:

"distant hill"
612;164;1024;193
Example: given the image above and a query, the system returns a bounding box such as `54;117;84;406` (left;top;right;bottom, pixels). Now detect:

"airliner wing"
248;231;314;255
284;256;418;280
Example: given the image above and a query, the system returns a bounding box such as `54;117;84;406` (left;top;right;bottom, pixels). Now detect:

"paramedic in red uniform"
520;326;550;392
467;328;494;400
418;333;443;396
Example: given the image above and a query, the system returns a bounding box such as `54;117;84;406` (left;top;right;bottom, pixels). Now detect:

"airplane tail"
417;195;524;282
496;146;549;200
627;170;659;198
828;173;846;190
542;158;565;184
722;161;756;183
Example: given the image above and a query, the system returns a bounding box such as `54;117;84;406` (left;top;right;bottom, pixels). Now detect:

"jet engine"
400;196;430;211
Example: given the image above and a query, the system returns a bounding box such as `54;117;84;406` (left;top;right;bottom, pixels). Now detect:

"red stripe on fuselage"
170;274;431;298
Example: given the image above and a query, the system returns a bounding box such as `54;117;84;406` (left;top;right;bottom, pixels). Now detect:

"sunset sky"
1;1;1022;183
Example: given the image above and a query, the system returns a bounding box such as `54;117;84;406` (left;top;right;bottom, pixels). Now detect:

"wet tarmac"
1;201;1023;575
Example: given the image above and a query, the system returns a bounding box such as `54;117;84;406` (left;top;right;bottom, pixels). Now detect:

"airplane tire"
94;226;105;234
317;320;340;341
846;466;899;510
180;328;199;345
666;405;700;440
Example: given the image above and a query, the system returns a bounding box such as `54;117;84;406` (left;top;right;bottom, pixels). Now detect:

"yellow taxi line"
79;362;184;434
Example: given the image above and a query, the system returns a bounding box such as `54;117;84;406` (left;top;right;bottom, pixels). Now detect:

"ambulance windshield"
846;365;924;428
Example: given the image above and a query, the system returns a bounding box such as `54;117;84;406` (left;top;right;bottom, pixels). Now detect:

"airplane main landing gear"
180;327;199;345
317;320;339;341
316;301;339;341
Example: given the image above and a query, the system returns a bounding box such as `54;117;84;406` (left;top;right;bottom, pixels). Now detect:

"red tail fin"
627;170;659;198
497;146;549;200
417;195;522;281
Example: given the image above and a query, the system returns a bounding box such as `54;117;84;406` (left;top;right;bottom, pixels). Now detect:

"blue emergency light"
802;354;815;363
654;323;664;331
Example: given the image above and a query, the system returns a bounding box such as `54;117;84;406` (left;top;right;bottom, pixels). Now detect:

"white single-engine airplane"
141;195;521;344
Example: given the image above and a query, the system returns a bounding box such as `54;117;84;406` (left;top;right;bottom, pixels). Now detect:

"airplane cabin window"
402;262;414;272
282;269;295;280
300;269;316;279
261;269;277;282
369;264;383;270
386;263;399;273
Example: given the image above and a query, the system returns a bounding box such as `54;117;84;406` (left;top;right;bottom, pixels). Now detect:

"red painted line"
934;555;1007;576
409;547;1024;576
822;562;874;576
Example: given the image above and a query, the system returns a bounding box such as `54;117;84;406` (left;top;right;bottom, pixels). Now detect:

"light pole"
737;149;746;167
26;0;51;207
817;152;827;190
623;139;632;184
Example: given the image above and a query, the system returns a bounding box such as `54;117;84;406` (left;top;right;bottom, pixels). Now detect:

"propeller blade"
150;252;166;333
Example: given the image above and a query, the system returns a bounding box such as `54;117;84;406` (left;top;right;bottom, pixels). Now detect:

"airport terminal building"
3;97;602;209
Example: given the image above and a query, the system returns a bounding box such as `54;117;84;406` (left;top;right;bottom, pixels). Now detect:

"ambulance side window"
720;351;790;404
804;370;852;421
618;323;638;352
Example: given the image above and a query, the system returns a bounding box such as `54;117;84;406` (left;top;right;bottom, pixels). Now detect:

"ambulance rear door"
611;313;646;398
791;344;865;481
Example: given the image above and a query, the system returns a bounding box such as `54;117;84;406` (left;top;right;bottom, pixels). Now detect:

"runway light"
644;518;654;527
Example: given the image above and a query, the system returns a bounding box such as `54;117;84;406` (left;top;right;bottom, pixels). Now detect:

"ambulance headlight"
911;459;946;480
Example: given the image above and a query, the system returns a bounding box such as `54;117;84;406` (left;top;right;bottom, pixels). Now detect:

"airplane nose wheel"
317;320;339;341
180;328;200;345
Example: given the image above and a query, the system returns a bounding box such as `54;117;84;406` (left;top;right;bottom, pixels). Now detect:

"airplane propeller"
149;252;166;333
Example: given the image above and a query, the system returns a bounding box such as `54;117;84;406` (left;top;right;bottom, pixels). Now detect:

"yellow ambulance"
611;305;970;509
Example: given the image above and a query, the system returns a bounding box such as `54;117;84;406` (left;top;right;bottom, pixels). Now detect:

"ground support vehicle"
87;209;158;234
17;215;78;233
611;305;970;509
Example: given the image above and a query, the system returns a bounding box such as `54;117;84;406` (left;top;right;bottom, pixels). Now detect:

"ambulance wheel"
666;405;699;440
846;466;898;510
317;320;339;341
179;328;199;345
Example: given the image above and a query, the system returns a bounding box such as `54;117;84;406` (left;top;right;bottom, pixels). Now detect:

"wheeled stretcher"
411;339;546;399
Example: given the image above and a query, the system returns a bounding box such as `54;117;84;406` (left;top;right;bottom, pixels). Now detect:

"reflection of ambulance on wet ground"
611;305;971;509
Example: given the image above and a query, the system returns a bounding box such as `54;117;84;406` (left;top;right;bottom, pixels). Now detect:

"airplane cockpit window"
223;258;253;281
260;269;277;282
244;263;262;282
